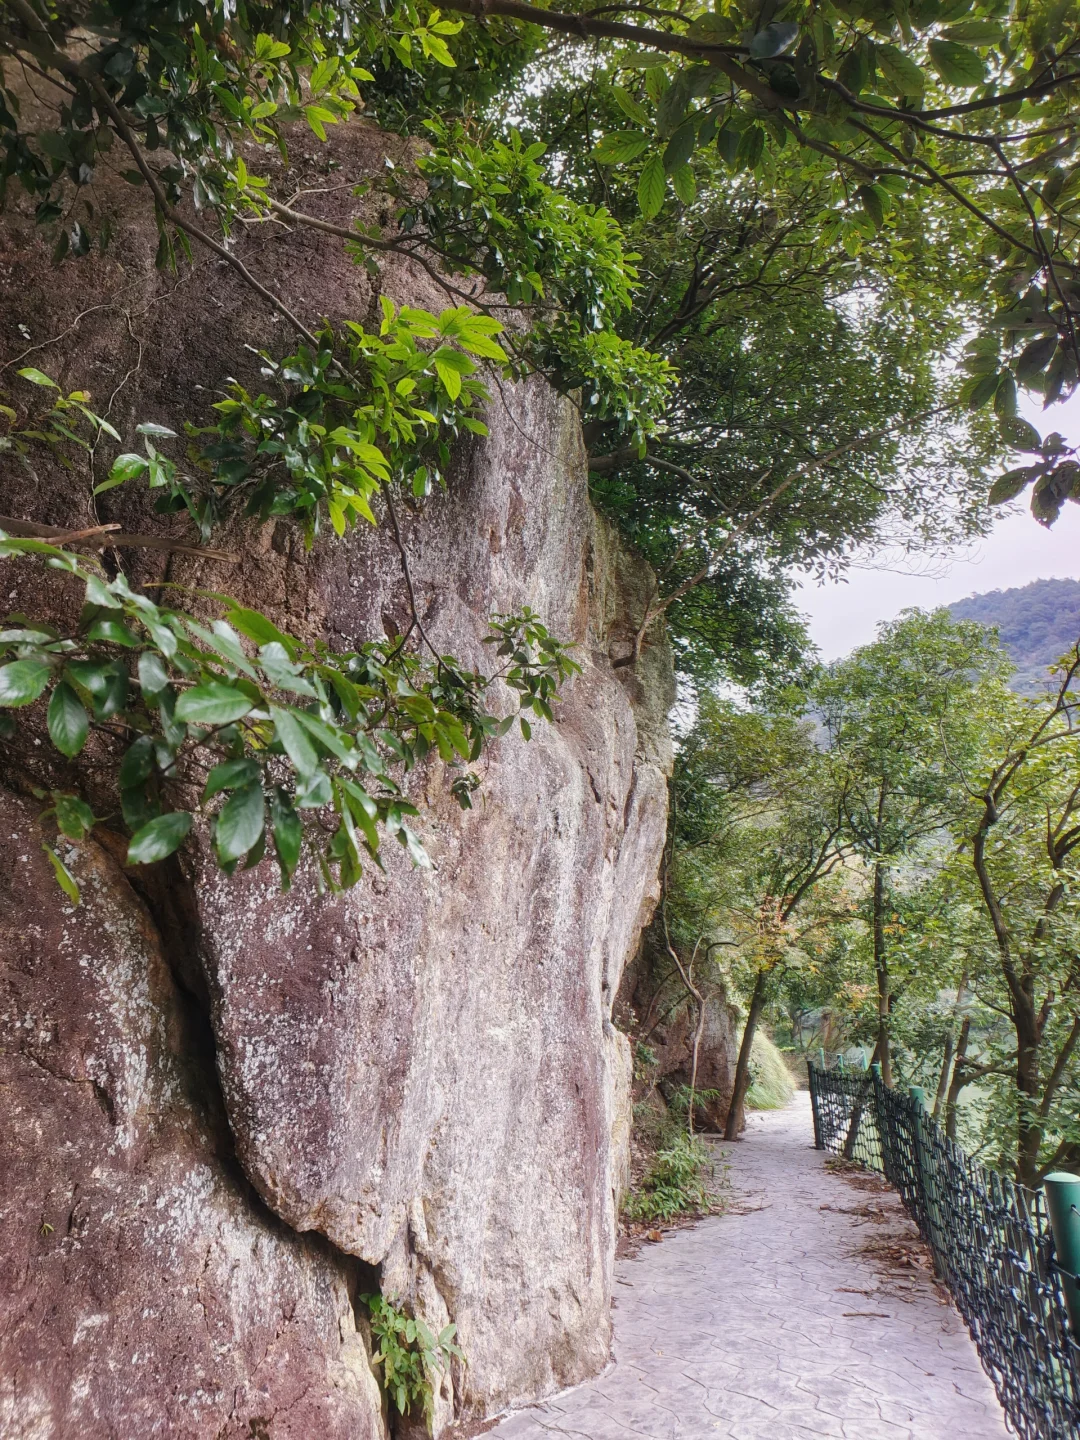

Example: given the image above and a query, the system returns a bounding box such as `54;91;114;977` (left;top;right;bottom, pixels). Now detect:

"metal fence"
807;1061;1080;1440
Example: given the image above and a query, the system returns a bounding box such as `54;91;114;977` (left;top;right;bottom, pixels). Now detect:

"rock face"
616;935;739;1133
0;114;674;1435
0;791;385;1440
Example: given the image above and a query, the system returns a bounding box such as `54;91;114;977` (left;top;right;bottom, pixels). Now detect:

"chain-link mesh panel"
807;1063;1080;1440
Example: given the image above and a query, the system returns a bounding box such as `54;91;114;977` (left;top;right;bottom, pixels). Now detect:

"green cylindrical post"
819;1046;826;1071
909;1085;945;1280
1044;1171;1080;1336
838;1054;846;1075
871;1061;882;1079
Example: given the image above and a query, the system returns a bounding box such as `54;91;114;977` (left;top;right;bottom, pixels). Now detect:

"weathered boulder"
192;392;672;1426
0;110;674;1435
0;790;386;1440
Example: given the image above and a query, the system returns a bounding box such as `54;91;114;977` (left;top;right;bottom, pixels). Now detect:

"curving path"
489;1093;1009;1440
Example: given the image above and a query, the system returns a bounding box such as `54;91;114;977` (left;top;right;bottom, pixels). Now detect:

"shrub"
623;1132;722;1223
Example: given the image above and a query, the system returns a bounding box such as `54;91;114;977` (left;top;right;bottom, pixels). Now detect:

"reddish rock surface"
0;790;386;1439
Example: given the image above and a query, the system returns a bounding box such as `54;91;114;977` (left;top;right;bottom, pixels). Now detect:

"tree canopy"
668;612;1080;1185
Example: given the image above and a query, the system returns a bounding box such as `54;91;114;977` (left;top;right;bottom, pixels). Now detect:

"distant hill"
948;577;1080;693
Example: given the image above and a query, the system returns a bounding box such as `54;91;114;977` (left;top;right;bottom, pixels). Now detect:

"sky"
794;390;1080;661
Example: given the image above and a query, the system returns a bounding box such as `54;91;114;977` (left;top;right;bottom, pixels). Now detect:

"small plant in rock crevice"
362;1293;461;1429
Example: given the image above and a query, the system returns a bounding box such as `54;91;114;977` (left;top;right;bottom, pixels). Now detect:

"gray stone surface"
0;114;675;1434
490;1094;1010;1440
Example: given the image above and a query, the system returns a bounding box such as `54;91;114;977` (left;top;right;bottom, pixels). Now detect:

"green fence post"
809;1062;824;1150
1044;1171;1080;1336
909;1085;946;1280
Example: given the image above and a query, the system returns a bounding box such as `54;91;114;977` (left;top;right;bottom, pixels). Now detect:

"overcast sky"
794;390;1080;661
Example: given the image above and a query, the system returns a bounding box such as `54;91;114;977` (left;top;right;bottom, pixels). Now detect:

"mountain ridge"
948;576;1080;693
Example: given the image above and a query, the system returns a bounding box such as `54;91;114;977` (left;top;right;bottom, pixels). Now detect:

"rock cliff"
0;117;674;1437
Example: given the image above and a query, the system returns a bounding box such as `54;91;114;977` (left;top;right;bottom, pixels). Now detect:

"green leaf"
260;641;316;696
85;617;142;647
928;40;986;87
0;658;52;707
119;734;155;789
255;33;291;60
174;682;254;725
962;370;1002;409
999;416;1041;450
84;574;122;609
994;371;1018;418
856;184;885;230
655;79;688;137
135;421;178;438
837;42;870;94
94;452;147;495
613;86;650;125
637;155;666;219
1016;335;1057;383
43;844;80;904
203;758;261;801
271;705;321;775
214;782;265;864
17;367;58;389
434;360;462;400
47;682;88;756
592;131;650;164
221;604;297;653
52;791;95;840
671;163;696;205
295;767;332;809
270;787;303;885
988;466;1037;504
941;20;1004;43
293;709;357;768
735;125;766;170
663;122;696;174
619;50;669;68
874;44;925;97
127;810;193;864
137;651;170;696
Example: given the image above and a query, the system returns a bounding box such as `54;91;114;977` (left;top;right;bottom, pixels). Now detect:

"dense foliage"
3;0;1080;700
668;612;1080;1186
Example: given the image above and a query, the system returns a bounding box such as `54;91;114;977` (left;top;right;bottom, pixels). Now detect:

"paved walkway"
491;1093;1009;1440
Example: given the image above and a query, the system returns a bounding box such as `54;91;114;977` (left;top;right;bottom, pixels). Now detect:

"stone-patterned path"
490;1093;1009;1440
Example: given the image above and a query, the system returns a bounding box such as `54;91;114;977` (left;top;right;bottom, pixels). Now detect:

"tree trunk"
724;968;767;1141
933;972;968;1122
872;861;892;1088
944;1017;970;1142
1014;983;1043;1188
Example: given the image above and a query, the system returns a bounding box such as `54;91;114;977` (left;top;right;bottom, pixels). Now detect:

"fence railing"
807;1061;1080;1440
